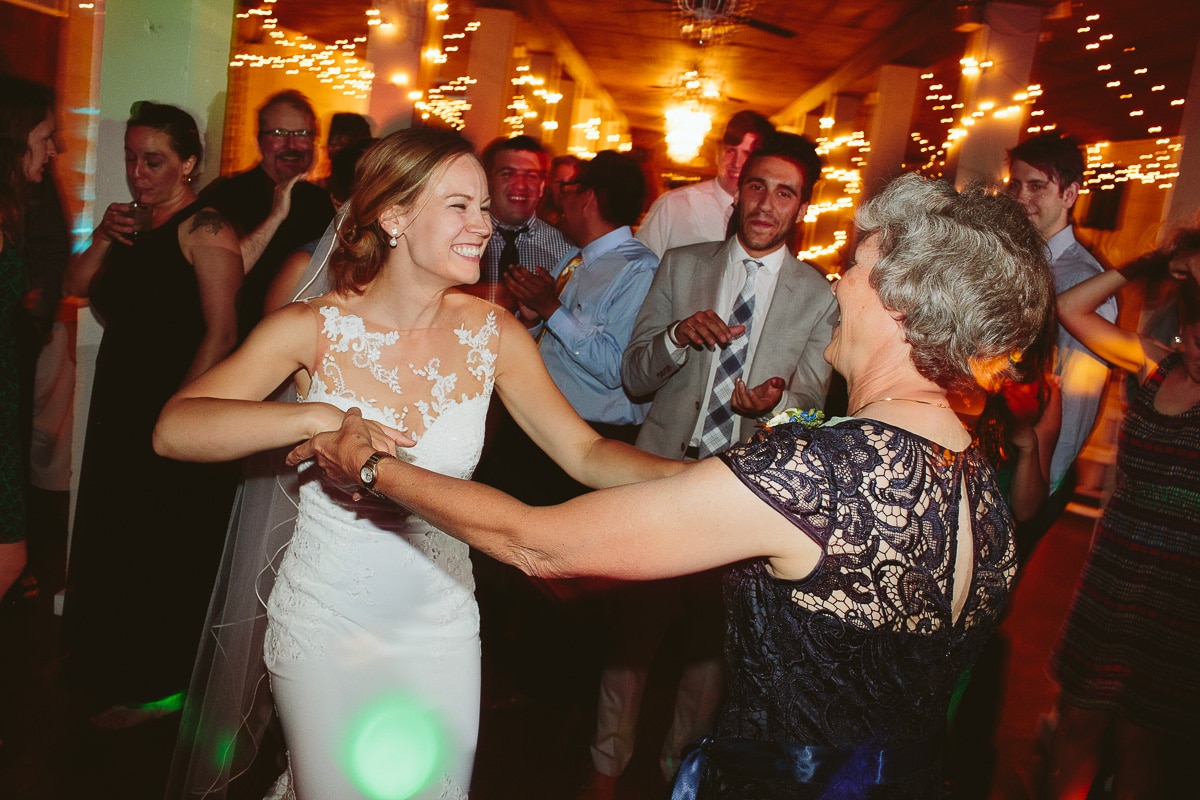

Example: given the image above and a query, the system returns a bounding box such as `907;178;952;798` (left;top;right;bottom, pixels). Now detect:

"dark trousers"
471;405;639;700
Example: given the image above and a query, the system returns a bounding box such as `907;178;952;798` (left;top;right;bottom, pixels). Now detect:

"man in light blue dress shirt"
510;150;658;434
1007;132;1117;553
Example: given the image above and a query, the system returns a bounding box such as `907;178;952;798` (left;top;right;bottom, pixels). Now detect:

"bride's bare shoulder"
296;291;354;315
443;290;507;327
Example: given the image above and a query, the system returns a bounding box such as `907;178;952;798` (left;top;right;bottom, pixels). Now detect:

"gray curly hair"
855;174;1055;394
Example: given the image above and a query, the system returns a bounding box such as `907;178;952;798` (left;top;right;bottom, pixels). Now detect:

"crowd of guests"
1;77;1197;800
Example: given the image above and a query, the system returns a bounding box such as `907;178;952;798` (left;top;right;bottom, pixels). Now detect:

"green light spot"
343;694;445;800
211;731;236;773
134;691;186;714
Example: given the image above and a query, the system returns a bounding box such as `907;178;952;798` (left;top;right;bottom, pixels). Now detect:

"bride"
153;128;684;799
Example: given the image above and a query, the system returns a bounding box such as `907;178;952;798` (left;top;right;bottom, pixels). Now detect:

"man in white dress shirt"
503;149;658;498
635;110;775;257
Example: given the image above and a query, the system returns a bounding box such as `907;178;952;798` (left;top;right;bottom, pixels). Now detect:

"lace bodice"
709;418;1016;795
298;300;498;560
266;303;499;667
308;304;498;439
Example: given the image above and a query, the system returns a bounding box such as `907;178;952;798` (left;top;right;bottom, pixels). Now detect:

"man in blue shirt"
508;150;657;442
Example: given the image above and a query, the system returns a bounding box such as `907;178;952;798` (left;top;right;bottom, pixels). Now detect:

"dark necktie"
497;225;528;275
698;258;761;458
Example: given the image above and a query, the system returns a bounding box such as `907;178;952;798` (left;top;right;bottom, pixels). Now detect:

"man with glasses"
1006;131;1116;550
539;154;582;236
201;90;334;336
636;110;775;258
460;135;573;314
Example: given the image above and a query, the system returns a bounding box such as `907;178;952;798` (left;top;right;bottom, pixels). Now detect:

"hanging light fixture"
675;0;757;45
664;68;719;163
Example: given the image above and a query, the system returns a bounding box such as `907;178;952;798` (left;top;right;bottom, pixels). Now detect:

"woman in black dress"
62;102;242;728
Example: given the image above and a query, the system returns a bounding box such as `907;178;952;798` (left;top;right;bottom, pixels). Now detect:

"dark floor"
0;491;1189;800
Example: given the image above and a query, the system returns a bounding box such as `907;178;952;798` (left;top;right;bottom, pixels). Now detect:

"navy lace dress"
691;418;1017;799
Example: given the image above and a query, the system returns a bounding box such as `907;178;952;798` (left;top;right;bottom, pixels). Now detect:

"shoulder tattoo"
189;209;229;236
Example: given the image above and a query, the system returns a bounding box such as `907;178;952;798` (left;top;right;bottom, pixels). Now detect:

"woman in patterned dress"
1047;231;1200;799
292;174;1055;799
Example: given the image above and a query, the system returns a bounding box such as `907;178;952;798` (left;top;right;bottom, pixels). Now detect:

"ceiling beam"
772;0;957;124
522;0;627;126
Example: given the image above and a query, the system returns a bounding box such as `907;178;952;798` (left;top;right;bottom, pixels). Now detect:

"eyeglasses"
262;128;316;141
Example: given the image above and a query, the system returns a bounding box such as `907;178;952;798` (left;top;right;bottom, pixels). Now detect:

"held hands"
670;310;747;350
731;376;786;417
287;407;414;501
504;265;559;320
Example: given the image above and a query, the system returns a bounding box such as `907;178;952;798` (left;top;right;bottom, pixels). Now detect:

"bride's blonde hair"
331;127;475;294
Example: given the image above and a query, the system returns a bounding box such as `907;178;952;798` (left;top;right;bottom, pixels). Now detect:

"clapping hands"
669;309;747;350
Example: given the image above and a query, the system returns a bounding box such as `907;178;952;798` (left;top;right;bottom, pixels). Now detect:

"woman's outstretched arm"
489;310;688;489
1056;267;1145;376
287;408;820;583
153;301;405;462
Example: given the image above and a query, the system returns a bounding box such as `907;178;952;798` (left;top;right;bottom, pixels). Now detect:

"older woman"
62;101;242;728
289;174;1054;798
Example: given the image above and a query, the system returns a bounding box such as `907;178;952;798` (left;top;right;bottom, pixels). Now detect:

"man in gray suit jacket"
580;133;836;797
624;134;836;459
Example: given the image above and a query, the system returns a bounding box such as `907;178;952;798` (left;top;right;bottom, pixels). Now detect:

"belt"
669;734;941;800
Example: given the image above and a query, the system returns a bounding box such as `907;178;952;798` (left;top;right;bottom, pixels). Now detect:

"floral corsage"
759;407;826;431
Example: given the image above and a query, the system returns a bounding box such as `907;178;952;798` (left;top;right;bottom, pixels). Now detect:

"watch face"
360;465;374;485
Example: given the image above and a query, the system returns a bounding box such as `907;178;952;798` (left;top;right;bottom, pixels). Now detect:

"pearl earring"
389;229;399;248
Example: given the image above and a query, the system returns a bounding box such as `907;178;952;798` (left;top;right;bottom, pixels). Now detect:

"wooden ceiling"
267;0;1199;154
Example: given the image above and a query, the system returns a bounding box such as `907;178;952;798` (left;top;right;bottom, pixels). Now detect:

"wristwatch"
358;451;396;499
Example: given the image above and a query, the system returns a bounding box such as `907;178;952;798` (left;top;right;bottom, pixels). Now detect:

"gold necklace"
849;397;950;417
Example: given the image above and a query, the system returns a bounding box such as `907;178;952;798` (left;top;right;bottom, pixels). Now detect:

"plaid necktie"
698;258;761;458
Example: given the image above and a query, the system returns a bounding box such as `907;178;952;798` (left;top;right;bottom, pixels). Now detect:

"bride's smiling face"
390;153;492;287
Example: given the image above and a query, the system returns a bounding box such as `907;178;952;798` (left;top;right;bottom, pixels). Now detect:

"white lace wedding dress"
264;301;499;800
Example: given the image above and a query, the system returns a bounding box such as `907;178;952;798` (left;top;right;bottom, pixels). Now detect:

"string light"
415;16;484;131
232;4;373;99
